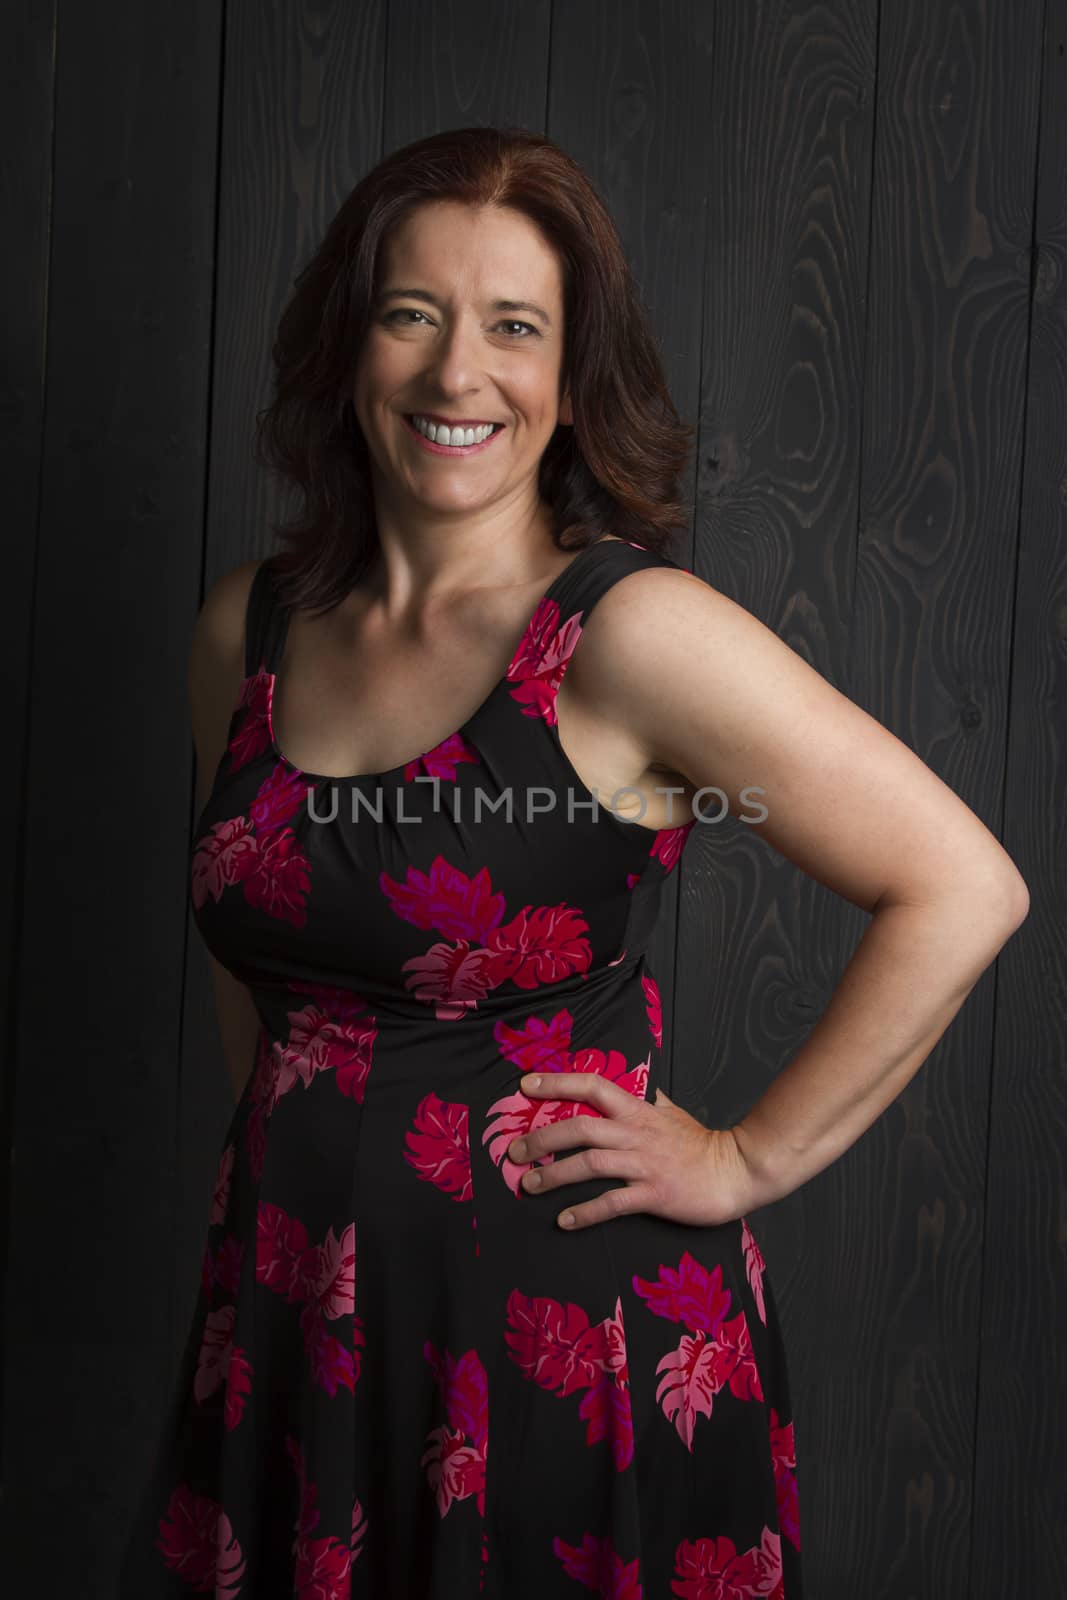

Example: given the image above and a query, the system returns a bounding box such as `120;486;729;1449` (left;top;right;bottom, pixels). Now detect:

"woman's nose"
424;316;484;393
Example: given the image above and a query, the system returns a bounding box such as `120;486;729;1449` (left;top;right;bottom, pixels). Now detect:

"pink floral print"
506;1291;634;1470
156;1484;247;1596
120;541;800;1597
483;1008;649;1196
256;1203;362;1397
381;855;593;1018
286;1432;367;1599
421;1343;489;1516
633;1250;763;1449
553;1532;643;1597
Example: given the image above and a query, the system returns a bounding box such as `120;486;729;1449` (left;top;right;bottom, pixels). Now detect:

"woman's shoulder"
187;557;269;747
561;546;741;720
190;557;271;663
580;538;717;624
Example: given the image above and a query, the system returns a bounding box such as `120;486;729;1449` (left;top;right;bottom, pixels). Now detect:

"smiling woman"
117;126;805;1600
122;115;1033;1600
247;127;695;617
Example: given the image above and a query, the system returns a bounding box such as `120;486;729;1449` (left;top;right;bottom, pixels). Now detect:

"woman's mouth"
401;414;506;456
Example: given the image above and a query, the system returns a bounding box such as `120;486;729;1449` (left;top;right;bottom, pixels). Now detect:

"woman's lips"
401;414;506;456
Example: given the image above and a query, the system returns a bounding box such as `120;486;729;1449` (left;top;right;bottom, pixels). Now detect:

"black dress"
119;536;803;1598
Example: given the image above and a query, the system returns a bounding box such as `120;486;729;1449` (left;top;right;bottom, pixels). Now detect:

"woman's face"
352;201;573;520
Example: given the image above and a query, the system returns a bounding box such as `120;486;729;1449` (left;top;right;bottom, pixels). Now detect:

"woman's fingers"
519;1144;646;1194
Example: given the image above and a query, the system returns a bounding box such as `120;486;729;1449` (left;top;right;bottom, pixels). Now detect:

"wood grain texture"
972;0;1067;1592
0;0;223;1584
676;8;878;1590
844;3;1046;1594
384;0;551;147
0;0;56;1493
674;1;1052;1595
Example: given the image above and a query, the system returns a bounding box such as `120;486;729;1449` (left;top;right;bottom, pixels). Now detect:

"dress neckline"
264;536;626;785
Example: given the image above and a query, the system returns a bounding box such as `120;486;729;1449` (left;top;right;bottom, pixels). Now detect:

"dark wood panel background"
2;2;1063;1595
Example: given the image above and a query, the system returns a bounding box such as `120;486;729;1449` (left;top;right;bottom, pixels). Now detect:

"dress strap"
548;536;684;633
533;536;686;715
244;559;289;679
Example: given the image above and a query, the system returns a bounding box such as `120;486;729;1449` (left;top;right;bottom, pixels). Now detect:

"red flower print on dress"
381;857;506;942
202;1232;244;1302
404;1092;481;1257
194;1225;253;1431
191;815;259;909
157;1483;247;1597
672;1524;784;1599
505;1291;634;1470
242;826;311;925
228;667;273;772
552;1530;643;1598
421;1343;489;1517
505;597;584;723
381;857;593;1019
271;998;377;1105
483;1010;649;1197
641;973;662;1048
193;1304;250;1426
399;940;500;1020
244;986;376;1176
632;1251;763;1450
192;812;311;928
768;1409;800;1552
404;1092;473;1203
403;730;481;782
741;1217;767;1326
223;1348;253;1431
285;1431;367;1599
209;1141;235;1225
249;761;310;834
484;903;592;989
298;1298;366;1400
256;1204;363;1397
650;820;695;873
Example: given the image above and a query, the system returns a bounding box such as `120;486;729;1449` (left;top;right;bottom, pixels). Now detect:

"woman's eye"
384;310;538;338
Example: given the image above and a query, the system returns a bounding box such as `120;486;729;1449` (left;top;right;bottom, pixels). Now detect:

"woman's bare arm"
568;567;1030;1202
188;559;266;1106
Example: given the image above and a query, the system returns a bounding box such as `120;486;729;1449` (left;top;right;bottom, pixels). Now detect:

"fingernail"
521;1075;541;1090
511;1139;527;1161
559;1211;575;1228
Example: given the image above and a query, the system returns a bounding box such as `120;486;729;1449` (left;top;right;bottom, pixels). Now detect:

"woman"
121;127;1027;1598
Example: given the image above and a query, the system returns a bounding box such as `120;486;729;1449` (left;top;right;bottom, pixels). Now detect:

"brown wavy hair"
255;125;695;614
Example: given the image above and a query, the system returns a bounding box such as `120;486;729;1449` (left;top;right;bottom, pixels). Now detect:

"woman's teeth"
409;415;499;447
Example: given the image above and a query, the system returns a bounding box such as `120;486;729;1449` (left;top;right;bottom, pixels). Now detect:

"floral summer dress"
119;536;802;1598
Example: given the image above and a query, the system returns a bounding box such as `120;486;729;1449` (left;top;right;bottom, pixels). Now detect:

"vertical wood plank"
845;2;1043;1592
384;0;551;147
0;0;223;1586
675;0;1045;1592
675;8;878;1587
0;0;57;1484
972;0;1067;1593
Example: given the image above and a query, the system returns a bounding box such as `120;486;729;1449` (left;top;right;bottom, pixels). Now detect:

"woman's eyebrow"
376;287;552;328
